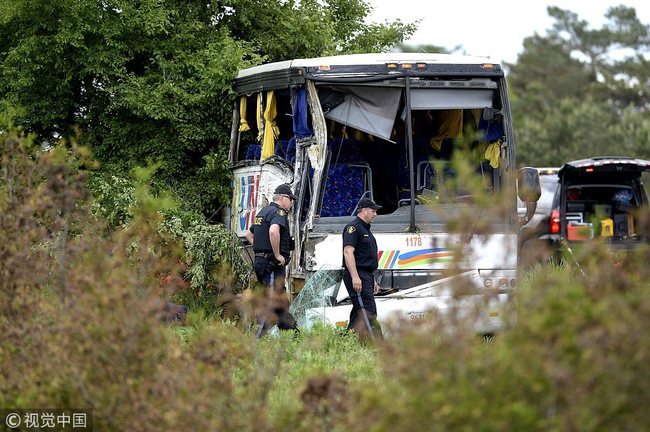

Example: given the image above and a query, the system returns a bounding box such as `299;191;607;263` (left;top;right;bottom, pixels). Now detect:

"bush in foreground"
3;129;650;431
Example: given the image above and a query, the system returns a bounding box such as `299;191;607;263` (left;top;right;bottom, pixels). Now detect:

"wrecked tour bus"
227;53;529;333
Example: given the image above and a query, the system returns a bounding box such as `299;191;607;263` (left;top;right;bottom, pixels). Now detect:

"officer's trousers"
343;269;383;340
253;255;298;335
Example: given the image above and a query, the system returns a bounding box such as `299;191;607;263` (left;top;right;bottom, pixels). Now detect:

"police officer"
342;197;383;339
245;183;299;335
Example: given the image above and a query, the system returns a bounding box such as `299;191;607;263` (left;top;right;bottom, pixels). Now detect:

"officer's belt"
255;251;273;258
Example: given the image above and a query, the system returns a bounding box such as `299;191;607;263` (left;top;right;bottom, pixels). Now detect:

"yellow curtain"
484;142;500;168
256;93;263;142
430;109;463;152
261;90;280;160
238;96;250;132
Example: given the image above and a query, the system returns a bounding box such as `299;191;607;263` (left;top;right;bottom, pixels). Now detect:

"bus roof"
236;52;498;79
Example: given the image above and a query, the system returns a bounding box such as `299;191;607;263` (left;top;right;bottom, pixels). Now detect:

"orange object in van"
567;223;594;241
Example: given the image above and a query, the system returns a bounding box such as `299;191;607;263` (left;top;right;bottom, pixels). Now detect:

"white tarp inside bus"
323;86;401;141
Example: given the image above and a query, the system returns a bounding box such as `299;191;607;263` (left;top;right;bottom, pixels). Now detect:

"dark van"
544;156;650;251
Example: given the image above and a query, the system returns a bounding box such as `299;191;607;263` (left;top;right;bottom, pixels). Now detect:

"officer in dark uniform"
245;183;299;335
342;197;383;339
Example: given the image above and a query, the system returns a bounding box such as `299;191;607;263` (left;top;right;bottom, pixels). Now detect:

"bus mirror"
518;167;541;227
517;167;541;203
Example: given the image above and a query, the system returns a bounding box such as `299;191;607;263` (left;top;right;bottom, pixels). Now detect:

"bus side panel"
231;164;293;237
310;233;517;271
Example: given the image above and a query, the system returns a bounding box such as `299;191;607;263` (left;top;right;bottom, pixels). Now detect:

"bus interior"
233;81;507;224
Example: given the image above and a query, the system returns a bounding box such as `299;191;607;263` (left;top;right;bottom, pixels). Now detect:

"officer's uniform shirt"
251;202;291;258
342;216;378;271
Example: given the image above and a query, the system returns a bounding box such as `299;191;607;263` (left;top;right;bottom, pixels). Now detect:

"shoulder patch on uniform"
346;226;356;234
277;209;286;216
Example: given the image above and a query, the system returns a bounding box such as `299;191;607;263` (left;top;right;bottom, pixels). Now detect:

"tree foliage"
222;0;415;60
0;0;414;215
507;5;650;167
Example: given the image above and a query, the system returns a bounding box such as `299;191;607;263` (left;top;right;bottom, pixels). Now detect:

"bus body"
228;53;518;333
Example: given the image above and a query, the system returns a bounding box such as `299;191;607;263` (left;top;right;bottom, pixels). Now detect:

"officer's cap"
274;183;297;200
357;198;381;210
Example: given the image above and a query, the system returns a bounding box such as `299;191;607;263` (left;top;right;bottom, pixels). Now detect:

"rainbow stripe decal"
233;174;260;231
377;250;400;269
378;248;454;269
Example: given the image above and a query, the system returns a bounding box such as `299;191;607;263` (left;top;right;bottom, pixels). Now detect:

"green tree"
507;34;594;117
545;5;650;109
0;0;414;215
507;5;650;166
222;0;415;60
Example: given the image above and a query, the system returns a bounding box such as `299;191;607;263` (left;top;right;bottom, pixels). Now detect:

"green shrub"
161;210;252;315
87;171;137;229
0;130;267;430
162;212;251;291
86;166;252;316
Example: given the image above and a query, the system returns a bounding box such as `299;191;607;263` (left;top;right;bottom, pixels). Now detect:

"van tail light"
549;209;560;234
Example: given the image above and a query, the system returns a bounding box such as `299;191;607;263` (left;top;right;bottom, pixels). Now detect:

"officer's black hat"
357;198;381;210
274;183;297;200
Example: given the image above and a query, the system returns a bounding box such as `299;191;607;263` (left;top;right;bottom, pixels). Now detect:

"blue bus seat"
245;143;261;160
321;163;373;217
